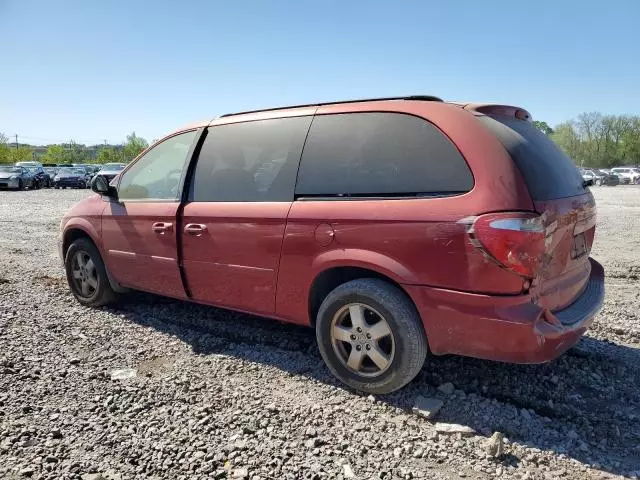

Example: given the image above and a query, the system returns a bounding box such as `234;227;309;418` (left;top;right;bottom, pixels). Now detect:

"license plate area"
571;232;587;259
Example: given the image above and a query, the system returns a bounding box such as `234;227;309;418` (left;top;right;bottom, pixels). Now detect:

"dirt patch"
137;356;175;377
32;275;66;288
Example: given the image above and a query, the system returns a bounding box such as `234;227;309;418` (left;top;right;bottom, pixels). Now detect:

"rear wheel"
65;238;117;307
316;278;428;394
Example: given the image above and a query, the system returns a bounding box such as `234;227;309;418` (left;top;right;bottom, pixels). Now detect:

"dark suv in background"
59;96;604;393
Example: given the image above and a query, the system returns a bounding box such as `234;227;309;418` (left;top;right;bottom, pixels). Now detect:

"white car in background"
611;167;640;184
15;161;43;169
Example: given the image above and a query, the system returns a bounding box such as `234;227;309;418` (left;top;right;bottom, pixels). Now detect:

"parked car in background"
611;167;640;184
580;168;619;186
44;167;58;183
579;168;598;186
28;166;52;188
59;96;605;394
95;163;126;184
53;167;92;189
594;169;620;186
15;161;43;169
0;165;37;190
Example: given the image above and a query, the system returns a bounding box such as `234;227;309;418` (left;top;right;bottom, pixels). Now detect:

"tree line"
535;114;640;168
0;132;149;165
3;113;640;168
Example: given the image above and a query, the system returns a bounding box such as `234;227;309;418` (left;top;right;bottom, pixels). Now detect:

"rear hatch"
477;113;596;314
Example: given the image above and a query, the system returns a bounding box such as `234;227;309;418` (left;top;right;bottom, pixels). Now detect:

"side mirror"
91;175;118;200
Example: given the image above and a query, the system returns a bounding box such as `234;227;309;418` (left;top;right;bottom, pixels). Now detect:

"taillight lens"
470;212;545;278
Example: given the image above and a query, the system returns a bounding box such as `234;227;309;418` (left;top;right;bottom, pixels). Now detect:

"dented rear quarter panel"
275;101;538;325
532;191;597;311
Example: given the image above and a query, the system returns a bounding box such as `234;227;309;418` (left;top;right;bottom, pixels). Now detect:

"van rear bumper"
404;258;605;364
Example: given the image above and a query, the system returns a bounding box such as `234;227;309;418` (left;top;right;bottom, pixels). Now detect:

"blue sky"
1;0;639;145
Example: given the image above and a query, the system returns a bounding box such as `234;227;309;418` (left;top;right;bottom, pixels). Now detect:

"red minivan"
59;96;604;393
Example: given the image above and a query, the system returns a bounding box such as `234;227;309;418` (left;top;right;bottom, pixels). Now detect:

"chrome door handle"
184;223;207;235
152;222;173;234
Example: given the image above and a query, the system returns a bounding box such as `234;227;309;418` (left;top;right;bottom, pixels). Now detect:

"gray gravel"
1;186;639;480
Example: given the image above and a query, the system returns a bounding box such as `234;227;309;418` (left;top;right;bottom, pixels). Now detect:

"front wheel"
595;179;602;186
316;278;428;394
17;179;24;190
65;238;117;307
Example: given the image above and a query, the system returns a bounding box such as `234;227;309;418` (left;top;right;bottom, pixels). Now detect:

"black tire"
65;238;117;307
18;179;24;191
316;278;428;394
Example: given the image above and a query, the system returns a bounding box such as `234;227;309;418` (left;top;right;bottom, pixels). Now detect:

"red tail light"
470;212;545;278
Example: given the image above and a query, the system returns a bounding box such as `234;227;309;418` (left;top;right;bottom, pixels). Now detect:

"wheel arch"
62;222;128;294
62;222;101;260
308;264;419;328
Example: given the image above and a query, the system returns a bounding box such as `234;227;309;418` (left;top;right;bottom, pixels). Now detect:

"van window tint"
190;116;312;202
479;115;586;201
295;112;473;197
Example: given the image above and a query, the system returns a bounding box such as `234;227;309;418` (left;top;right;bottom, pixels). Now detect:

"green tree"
533;120;554;135
9;147;34;163
97;147;124;164
0;133;11;164
551;121;583;164
41;145;68;164
65;141;91;164
123;132;148;162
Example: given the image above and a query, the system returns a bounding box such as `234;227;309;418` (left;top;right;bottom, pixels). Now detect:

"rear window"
295;112;473;197
479;115;585;200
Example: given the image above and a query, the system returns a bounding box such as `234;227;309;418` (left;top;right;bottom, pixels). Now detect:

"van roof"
219;95;444;118
172;96;531;136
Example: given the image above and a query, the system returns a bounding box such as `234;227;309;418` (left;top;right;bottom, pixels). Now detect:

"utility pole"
15;134;18;150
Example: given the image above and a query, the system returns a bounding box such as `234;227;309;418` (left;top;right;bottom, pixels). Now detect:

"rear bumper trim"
404;258;605;364
551;259;604;326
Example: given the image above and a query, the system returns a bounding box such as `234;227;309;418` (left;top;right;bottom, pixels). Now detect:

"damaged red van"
59;96;604;393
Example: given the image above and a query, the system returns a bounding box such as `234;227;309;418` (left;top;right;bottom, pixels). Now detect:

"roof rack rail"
219;95;443;118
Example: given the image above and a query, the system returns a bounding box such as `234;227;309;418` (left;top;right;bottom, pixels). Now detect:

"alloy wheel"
330;303;395;377
71;251;98;298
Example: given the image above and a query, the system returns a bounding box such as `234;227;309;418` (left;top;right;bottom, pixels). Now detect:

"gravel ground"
0;186;639;480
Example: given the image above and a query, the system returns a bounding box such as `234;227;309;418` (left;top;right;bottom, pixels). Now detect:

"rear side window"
478;115;586;201
190;116;312;202
295;112;473;197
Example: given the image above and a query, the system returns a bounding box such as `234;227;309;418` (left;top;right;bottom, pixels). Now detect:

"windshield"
0;166;21;173
57;167;85;175
101;163;125;171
